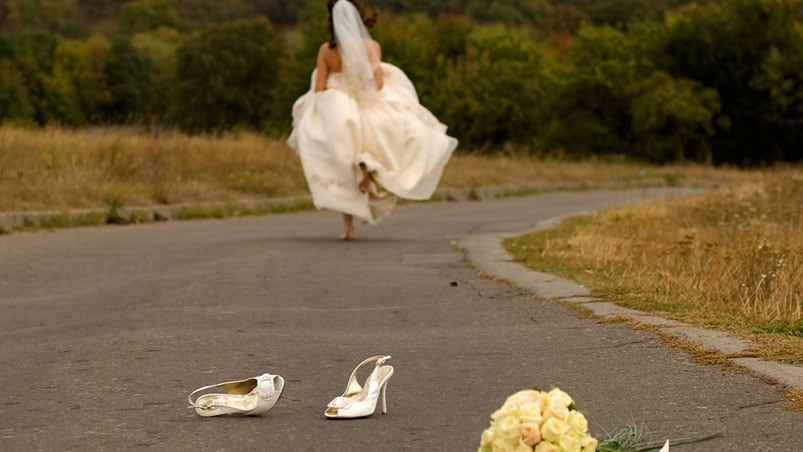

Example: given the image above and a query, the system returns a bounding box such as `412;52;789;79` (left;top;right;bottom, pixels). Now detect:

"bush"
169;18;281;133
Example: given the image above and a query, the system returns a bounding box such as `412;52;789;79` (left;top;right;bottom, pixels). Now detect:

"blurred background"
1;0;801;165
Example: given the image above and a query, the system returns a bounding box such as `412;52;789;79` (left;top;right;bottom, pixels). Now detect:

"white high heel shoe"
324;355;394;419
188;373;284;417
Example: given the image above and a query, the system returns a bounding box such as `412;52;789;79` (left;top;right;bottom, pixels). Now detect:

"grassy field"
506;169;802;366
0;126;754;213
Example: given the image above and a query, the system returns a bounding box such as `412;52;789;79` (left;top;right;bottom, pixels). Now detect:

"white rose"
547;388;574;408
481;427;497;446
520;422;542;447
559;435;582;452
580;436;598;452
498;415;522;440
544;397;570;420
492;438;518;452
566;411;589;434
509;390;542;405
492;405;518;422
518;401;544;423
504;398;523;411
541;418;570;442
534;441;560;452
514;442;534;452
503;390;539;413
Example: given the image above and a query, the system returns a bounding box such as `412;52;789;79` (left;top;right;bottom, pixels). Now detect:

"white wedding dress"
288;63;458;224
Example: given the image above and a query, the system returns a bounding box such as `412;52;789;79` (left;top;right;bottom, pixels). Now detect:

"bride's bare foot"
340;214;355;241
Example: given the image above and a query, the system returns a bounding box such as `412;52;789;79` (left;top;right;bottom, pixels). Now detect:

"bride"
288;0;458;240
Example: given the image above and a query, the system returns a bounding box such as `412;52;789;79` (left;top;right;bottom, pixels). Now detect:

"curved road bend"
1;188;801;451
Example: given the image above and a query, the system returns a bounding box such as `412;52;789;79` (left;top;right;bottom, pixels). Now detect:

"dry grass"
786;389;803;411
439;152;749;190
0;125;753;213
507;168;803;364
0;126;307;212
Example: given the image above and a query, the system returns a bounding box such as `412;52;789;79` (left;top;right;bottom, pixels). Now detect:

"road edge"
458;214;803;392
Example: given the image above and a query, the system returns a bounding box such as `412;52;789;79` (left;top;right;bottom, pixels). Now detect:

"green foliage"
0;30;59;124
169;18;281;133
263;15;328;133
44;35;111;125
661;0;803;163
630;71;721;163
0;61;35;121
1;0;83;35
428;25;546;148
544;4;589;35
552;0;697;26
374;14;439;85
121;0;181;33
0;29;58;69
465;0;553;26
173;0;253;28
371;0;462;16
542;26;638;156
106;38;158;123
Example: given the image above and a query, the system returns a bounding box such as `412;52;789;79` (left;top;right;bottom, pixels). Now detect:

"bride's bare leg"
358;165;372;194
340;214;354;240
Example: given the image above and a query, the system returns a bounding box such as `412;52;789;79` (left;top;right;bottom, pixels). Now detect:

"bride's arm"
314;44;330;92
371;40;384;90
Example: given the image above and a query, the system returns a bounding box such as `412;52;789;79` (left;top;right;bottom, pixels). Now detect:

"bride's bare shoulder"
318;42;334;56
317;43;339;65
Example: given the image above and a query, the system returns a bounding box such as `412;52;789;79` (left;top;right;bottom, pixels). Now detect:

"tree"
0;30;59;124
465;0;552;26
373;14;439;87
630;71;721;163
750;26;803;162
105;38;158;123
542;25;641;156
249;0;301;27
169;18;281;133
262;6;329;134
173;0;252;28
2;0;83;35
433;14;474;59
44;35;111;125
662;0;802;164
371;0;462;16
130;27;180;119
120;0;181;33
550;0;698;26
544;4;589;36
429;24;547;149
0;61;35;122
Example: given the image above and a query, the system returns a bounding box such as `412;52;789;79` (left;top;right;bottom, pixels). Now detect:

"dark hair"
327;0;377;49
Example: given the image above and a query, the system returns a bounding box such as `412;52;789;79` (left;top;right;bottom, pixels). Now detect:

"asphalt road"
1;189;801;451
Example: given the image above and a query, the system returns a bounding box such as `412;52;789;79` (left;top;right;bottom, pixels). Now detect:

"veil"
332;0;380;100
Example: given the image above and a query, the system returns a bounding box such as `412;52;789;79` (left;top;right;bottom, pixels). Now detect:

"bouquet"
479;387;597;452
480;387;720;452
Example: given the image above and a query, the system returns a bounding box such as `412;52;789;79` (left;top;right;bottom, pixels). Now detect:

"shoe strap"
344;355;391;396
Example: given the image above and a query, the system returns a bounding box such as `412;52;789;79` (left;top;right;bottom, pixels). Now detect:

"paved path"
1;189;801;451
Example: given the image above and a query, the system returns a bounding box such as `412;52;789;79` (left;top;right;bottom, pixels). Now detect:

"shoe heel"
380;381;388;414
